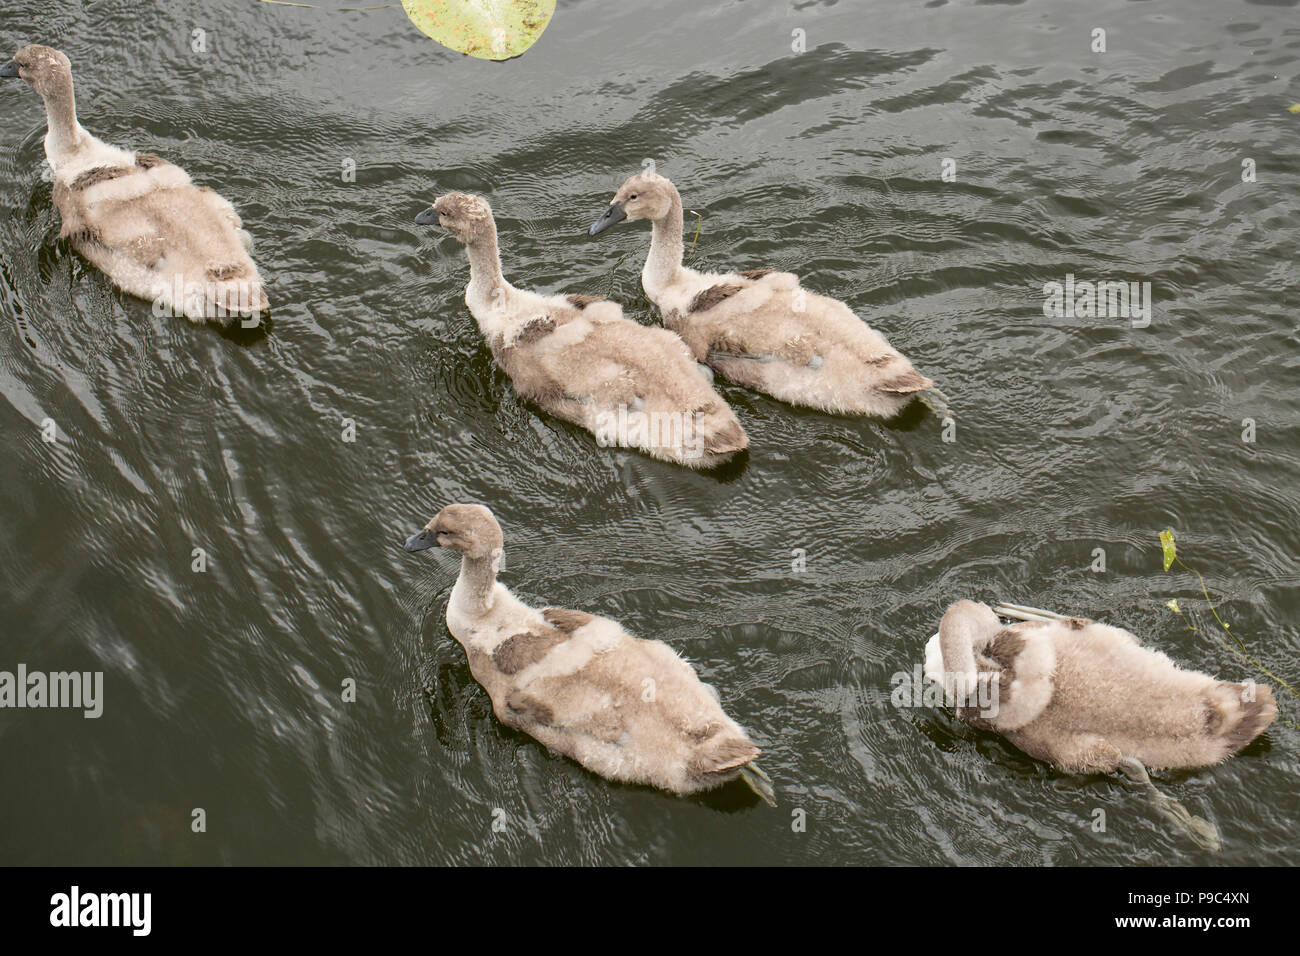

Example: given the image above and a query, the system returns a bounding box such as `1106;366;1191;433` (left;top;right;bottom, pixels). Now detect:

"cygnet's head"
589;172;679;236
404;503;503;560
1;45;73;99
414;192;496;246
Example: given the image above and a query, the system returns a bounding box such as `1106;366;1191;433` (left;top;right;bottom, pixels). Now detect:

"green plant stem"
1173;556;1298;697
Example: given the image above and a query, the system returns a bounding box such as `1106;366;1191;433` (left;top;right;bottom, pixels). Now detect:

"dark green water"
0;0;1296;865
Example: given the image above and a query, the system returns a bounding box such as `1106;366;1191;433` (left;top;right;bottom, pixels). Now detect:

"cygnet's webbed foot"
994;602;1067;623
917;386;951;420
1184;815;1223;853
738;762;777;808
1116;755;1222;852
1117;755;1151;786
993;600;1086;624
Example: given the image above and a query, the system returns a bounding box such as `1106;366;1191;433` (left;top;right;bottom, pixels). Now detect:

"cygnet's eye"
629;193;638;200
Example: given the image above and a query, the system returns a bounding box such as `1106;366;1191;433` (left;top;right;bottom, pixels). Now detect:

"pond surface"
0;0;1296;865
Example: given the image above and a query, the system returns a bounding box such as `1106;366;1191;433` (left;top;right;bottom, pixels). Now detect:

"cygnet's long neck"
463;226;511;318
938;613;982;682
39;73;86;163
451;552;499;618
644;189;686;293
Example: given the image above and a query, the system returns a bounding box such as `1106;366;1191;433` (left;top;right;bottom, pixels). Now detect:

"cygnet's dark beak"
0;62;20;79
588;201;626;237
414;207;438;226
404;528;437;552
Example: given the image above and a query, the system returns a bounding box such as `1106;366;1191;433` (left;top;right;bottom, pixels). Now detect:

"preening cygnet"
414;192;747;468
589;172;933;417
2;45;268;324
404;503;775;803
924;600;1277;773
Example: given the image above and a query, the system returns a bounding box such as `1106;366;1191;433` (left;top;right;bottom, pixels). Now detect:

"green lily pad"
401;0;555;60
1159;528;1176;572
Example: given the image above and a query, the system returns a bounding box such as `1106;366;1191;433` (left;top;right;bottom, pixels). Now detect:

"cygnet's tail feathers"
1208;682;1277;757
877;368;934;395
691;733;760;777
203;262;269;320
702;417;748;457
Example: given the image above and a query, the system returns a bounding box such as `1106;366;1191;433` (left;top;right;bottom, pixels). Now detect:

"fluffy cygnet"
404;503;774;802
2;45;268;323
590;172;933;417
924;600;1276;773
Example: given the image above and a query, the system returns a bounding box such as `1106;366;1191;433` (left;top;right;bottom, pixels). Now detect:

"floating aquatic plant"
402;0;555;60
1159;527;1176;571
257;0;556;60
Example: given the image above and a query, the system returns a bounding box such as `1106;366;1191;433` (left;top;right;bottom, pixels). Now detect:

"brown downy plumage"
589;172;933;417
2;45;268;324
925;600;1277;773
415;192;747;468
403;504;773;801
